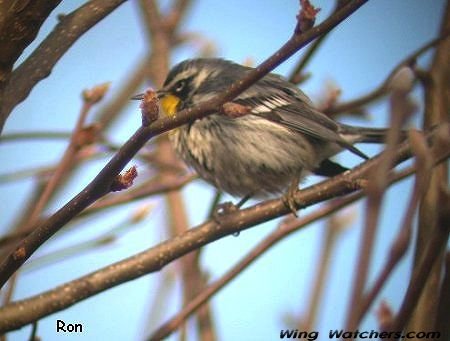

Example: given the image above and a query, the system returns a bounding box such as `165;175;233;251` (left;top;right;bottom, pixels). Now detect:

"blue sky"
1;1;446;340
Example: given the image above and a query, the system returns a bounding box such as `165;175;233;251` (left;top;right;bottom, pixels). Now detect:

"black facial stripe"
169;75;195;99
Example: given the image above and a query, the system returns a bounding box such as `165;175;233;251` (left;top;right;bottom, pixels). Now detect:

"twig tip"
82;82;111;104
296;0;321;34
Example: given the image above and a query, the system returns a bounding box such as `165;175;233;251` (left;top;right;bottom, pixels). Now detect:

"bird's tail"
338;125;409;160
340;125;406;144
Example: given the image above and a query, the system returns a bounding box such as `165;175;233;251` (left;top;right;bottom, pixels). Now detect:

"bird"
134;58;389;212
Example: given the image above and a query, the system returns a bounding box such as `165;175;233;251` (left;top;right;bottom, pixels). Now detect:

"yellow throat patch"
160;94;180;117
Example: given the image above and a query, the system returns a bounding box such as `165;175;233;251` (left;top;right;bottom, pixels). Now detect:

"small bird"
135;58;389;211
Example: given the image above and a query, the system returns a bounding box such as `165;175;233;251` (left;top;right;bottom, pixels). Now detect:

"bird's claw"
282;180;300;217
282;193;298;217
212;201;239;223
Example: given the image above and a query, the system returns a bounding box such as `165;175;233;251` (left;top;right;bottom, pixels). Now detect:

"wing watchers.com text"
279;329;441;340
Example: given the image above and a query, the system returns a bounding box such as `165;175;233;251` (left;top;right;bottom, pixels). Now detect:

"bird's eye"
174;80;186;94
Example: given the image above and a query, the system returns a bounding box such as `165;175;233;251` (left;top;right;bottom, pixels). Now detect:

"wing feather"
234;91;368;159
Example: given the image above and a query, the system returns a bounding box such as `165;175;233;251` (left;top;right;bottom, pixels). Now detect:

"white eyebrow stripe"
193;69;210;89
166;70;192;88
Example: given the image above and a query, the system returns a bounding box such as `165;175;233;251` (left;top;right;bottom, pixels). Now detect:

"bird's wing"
234;92;368;159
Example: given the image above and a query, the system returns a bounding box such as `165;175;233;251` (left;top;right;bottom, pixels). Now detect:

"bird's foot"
211;194;251;224
214;201;239;217
282;180;300;217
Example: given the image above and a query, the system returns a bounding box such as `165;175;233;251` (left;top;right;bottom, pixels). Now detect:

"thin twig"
0;131;71;142
28;320;38;341
288;34;328;84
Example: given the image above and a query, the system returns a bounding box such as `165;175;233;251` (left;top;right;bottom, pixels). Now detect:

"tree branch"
0;0;127;132
0;0;62;81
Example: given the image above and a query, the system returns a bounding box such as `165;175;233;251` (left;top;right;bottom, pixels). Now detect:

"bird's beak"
131;89;166;100
131;93;144;100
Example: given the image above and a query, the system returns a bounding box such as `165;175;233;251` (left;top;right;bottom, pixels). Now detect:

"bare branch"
0;0;127;132
0;0;62;81
0;131;71;142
